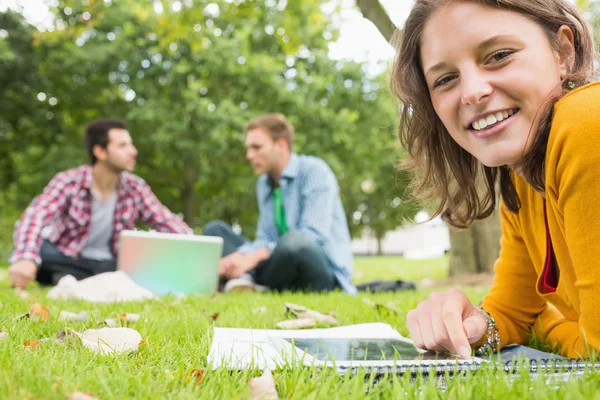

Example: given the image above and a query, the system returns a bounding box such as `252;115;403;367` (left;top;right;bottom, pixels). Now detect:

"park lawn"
0;258;599;399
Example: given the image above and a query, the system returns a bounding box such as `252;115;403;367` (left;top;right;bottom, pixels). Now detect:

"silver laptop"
117;230;223;295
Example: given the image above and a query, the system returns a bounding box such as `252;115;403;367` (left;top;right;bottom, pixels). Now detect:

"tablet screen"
283;338;458;361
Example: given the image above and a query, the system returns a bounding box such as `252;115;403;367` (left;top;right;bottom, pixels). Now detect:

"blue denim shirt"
238;153;356;294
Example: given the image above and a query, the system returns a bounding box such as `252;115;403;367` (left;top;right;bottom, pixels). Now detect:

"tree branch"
356;0;397;43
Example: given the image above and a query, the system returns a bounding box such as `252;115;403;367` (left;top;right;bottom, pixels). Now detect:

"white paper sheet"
208;323;484;370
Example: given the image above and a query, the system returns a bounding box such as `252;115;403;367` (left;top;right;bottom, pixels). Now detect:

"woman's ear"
556;25;576;80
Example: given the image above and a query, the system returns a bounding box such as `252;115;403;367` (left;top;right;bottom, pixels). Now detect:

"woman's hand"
406;288;488;358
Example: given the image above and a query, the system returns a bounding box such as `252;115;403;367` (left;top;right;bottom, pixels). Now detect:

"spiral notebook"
208;323;600;388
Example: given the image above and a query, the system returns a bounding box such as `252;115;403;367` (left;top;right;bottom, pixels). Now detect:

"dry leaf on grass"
69;327;142;355
23;339;41;350
284;302;307;315
29;303;50;322
201;309;220;321
97;319;119;328
186;369;205;385
283;302;338;326
296;310;338;325
210;292;219;302
275;319;316;329
0;332;8;341
66;392;99;400
248;369;278;400
59;311;90;322
118;313;140;323
55;330;76;344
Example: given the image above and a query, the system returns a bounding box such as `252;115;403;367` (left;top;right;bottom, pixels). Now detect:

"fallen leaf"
139;337;149;346
296;310;338;326
23;339;41;350
187;369;205;385
54;330;73;344
284;302;307;316
210;312;220;321
97;318;120;328
248;369;278;400
118;313;140;323
59;311;90;322
0;332;8;341
210;292;218;302
69;327;142;355
283;303;338;325
275;319;317;329
29;303;50;322
66;392;99;400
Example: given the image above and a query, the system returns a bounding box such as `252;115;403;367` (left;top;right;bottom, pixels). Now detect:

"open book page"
208;323;486;370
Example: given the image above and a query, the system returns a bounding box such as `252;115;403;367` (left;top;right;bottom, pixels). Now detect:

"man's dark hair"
245;113;294;151
85;119;127;164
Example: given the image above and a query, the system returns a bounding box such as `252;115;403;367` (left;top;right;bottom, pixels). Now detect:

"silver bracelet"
474;306;501;357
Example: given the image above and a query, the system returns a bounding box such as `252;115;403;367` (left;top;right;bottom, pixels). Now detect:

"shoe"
223;274;269;293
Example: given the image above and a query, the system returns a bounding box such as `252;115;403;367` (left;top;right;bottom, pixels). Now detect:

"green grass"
354;255;449;284
0;257;599;399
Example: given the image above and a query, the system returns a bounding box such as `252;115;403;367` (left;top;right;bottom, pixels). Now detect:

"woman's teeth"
472;109;516;131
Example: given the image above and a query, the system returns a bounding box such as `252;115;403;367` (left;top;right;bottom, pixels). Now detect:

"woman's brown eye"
488;50;513;63
434;75;455;88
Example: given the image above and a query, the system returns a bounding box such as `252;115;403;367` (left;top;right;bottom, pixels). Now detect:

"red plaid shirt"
10;165;192;265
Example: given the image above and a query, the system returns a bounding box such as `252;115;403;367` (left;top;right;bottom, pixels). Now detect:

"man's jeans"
36;240;117;285
203;221;337;292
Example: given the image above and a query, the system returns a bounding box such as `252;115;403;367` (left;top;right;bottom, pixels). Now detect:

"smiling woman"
391;0;600;360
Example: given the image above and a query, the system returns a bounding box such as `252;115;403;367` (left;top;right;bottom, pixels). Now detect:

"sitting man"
8;119;192;289
204;113;356;294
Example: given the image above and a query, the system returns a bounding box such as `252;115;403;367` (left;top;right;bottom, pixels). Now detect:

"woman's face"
420;2;572;167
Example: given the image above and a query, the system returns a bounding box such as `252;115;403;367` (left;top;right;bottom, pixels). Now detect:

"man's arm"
10;173;73;265
137;181;193;234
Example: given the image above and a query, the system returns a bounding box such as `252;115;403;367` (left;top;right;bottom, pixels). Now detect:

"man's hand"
218;252;244;277
227;254;258;279
405;288;488;359
8;260;38;290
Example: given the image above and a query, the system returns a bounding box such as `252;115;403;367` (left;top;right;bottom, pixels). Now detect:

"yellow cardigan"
481;82;600;359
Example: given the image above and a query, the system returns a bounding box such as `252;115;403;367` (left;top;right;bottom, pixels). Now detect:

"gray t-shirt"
80;191;117;261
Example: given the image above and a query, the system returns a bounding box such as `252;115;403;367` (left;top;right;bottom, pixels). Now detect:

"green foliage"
0;0;416;248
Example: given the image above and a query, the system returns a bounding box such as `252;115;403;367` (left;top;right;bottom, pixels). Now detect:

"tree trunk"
376;233;384;256
180;167;198;227
448;212;501;277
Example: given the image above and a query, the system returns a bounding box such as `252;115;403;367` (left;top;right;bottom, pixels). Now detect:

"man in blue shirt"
204;113;356;294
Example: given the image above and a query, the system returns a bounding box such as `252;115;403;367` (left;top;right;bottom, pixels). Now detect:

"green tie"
273;187;288;235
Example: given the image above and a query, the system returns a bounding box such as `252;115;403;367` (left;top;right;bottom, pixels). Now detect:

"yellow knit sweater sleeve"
544;82;600;358
480;204;547;348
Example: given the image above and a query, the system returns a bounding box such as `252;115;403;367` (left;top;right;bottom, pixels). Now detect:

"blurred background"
1;0;599;281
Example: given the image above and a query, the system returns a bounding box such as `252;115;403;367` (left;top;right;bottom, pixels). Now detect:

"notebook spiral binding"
324;359;600;377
